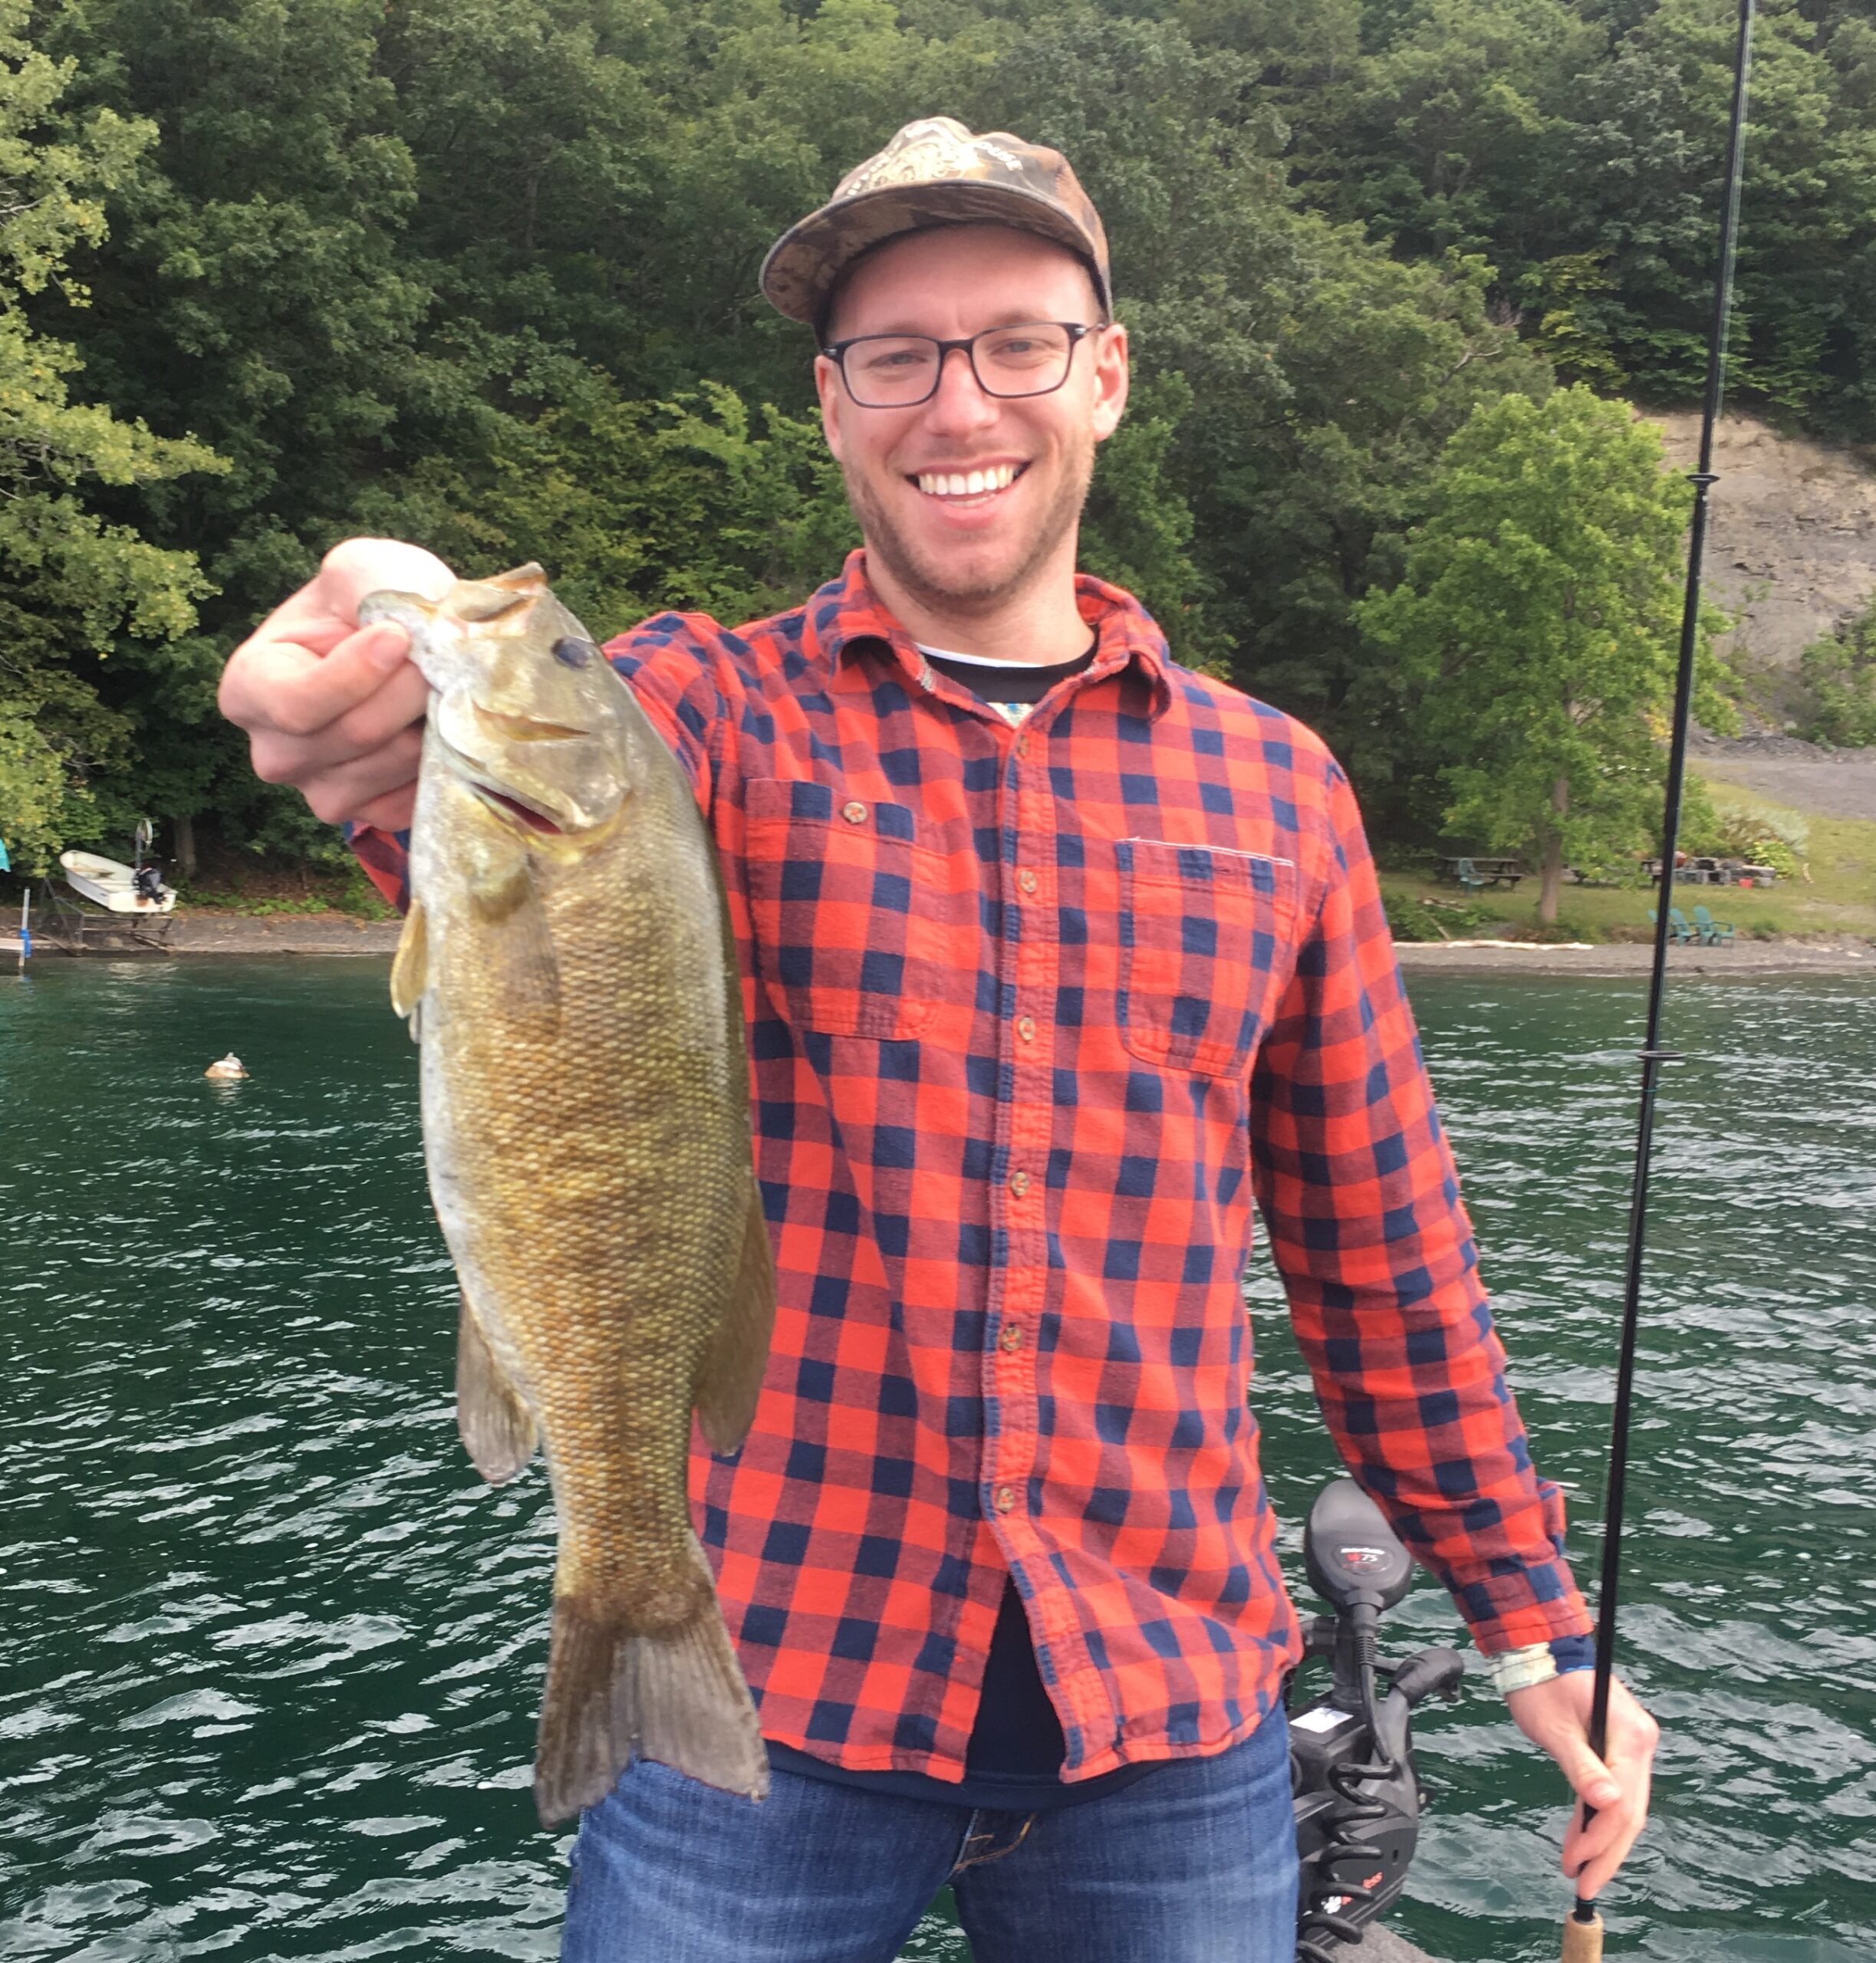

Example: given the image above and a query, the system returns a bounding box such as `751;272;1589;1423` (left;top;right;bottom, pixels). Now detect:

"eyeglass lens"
841;324;1076;406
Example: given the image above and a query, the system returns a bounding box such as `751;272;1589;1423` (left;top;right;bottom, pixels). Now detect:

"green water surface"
2;958;1872;1961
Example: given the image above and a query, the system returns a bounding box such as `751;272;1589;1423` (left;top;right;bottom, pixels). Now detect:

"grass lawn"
1379;770;1876;944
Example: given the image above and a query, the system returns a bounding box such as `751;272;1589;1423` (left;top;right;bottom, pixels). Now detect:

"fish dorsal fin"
693;1179;777;1455
456;1288;538;1484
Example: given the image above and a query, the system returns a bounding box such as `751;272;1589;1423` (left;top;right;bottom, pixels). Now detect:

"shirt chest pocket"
1117;838;1298;1078
743;778;968;1040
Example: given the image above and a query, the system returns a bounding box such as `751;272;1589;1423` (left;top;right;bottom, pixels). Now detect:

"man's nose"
922;345;999;434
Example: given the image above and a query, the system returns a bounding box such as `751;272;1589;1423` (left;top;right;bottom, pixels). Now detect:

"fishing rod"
1564;2;1756;1958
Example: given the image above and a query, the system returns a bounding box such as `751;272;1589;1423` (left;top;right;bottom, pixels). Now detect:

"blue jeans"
561;1707;1298;1963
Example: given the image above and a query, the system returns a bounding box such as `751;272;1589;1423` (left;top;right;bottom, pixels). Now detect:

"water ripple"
2;960;1873;1960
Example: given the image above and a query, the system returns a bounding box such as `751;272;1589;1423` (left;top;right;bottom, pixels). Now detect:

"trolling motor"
1287;1479;1466;1960
130;817;169;906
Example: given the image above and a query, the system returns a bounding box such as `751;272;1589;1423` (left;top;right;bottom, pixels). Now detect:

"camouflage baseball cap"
761;117;1111;329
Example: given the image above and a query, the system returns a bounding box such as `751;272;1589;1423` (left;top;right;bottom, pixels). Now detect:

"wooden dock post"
1;887;28;965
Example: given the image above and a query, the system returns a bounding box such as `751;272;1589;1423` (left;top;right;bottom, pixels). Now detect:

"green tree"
1355;386;1733;922
1796;594;1876;745
0;0;219;873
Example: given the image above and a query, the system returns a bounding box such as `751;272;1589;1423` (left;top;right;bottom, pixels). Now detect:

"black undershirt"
769;635;1159;1812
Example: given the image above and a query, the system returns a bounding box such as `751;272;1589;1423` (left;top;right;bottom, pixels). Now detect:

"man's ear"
1090;321;1130;444
815;353;846;462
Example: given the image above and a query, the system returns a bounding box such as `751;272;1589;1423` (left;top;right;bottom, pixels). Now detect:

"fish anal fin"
456;1289;538;1485
533;1538;767;1825
693;1183;777;1456
390;898;428;1024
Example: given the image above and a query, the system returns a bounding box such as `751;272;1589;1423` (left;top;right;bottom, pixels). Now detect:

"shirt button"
999;1323;1023;1353
1014;732;1029;758
994;1486;1016;1514
1008;1168;1030;1197
1018;869;1038;895
1016;1015;1036;1044
841;800;867;825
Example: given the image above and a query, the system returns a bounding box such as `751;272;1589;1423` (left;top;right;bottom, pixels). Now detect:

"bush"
1796;597;1876;747
1381;889;1509;942
1686;784;1809;881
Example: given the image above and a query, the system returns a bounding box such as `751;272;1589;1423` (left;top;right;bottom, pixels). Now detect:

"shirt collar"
805;548;1176;722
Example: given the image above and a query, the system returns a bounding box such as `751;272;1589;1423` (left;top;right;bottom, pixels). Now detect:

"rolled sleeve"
1250;761;1590;1654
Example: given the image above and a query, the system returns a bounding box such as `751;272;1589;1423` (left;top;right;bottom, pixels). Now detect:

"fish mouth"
469;783;566;836
436;735;572;836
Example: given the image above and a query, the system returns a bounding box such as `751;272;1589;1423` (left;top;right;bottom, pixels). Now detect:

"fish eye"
552;636;596;669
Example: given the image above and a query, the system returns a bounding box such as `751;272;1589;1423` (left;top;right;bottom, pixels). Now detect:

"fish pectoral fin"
473;864;561;1021
533;1537;768;1825
456;1289;539;1485
693;1181;778;1456
390;898;428;1027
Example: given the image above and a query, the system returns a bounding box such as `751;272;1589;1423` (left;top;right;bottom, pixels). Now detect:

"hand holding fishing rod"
1554;2;1756;1958
1506;1669;1658;1901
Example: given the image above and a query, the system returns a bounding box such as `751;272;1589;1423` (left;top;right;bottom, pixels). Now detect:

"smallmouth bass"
359;564;775;1823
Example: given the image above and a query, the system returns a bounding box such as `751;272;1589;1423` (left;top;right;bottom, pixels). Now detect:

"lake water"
2;958;1872;1962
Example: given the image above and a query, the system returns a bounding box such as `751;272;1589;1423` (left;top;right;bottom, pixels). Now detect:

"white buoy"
204;1052;248;1080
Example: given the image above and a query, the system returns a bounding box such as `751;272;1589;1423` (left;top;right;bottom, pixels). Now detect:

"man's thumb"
1555;1735;1621;1810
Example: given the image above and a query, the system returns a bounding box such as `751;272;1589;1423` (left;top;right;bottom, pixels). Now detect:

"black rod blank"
1572;0;1756;1934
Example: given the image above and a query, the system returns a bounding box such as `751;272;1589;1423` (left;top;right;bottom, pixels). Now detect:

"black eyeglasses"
821;321;1104;409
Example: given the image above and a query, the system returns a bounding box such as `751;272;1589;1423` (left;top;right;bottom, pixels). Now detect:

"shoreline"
26;910;1876;978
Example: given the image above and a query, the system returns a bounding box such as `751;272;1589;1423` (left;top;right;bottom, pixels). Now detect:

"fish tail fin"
533;1534;768;1825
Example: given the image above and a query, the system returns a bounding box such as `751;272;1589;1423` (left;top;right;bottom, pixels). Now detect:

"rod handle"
1562;1902;1604;1962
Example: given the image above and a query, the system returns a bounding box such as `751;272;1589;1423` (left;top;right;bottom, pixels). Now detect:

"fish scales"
360;564;775;1823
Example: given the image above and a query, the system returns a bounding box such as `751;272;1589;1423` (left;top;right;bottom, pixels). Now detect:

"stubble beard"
841;428;1096;621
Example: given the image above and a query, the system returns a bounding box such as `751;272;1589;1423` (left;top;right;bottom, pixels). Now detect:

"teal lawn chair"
1649;907;1699;945
1454;857;1487;895
1692;904;1735;946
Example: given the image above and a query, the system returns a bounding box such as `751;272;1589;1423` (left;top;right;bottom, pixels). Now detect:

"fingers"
289;723;427;827
226;621;419;745
220;538;453;829
1506;1669;1660;1903
1564;1688;1659;1900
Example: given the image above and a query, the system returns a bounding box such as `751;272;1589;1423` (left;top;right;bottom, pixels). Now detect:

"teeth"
917;465;1019;497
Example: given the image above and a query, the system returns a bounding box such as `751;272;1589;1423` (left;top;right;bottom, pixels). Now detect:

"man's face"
814;225;1129;620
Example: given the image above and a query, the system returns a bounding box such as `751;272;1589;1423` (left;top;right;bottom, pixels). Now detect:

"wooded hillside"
3;0;1870;887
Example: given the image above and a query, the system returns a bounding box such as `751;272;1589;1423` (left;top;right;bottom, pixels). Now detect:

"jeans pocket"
1118;840;1297;1078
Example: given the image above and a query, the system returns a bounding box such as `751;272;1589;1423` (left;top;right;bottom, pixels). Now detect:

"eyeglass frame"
818;320;1108;408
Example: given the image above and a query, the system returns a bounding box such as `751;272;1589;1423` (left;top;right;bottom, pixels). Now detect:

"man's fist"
219;538;456;833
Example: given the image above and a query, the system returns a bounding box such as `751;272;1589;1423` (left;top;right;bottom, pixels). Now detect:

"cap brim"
761;180;1110;327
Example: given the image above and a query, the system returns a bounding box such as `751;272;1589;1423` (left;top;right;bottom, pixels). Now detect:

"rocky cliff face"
1647;409;1876;673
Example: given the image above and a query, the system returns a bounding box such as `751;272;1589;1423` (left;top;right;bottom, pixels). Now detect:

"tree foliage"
3;0;1868;875
1354;387;1733;919
0;0;219;871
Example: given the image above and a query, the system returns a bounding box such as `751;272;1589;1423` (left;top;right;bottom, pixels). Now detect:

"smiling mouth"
912;462;1025;501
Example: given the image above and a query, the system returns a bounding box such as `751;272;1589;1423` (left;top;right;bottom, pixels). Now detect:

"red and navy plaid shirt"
352;550;1590;1786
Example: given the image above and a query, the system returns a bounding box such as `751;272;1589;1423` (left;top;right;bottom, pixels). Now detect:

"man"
221;119;1657;1963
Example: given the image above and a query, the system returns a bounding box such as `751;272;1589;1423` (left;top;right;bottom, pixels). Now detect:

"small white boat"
58;850;176;914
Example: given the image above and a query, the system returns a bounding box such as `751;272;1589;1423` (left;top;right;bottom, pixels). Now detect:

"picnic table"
1641;856;1778;887
1435;854;1524;888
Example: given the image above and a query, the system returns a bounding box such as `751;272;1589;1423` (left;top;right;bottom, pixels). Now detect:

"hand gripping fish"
360;564;775;1822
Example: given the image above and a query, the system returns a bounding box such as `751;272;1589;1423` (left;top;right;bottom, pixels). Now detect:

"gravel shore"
75;912;1862;978
1394;934;1874;977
